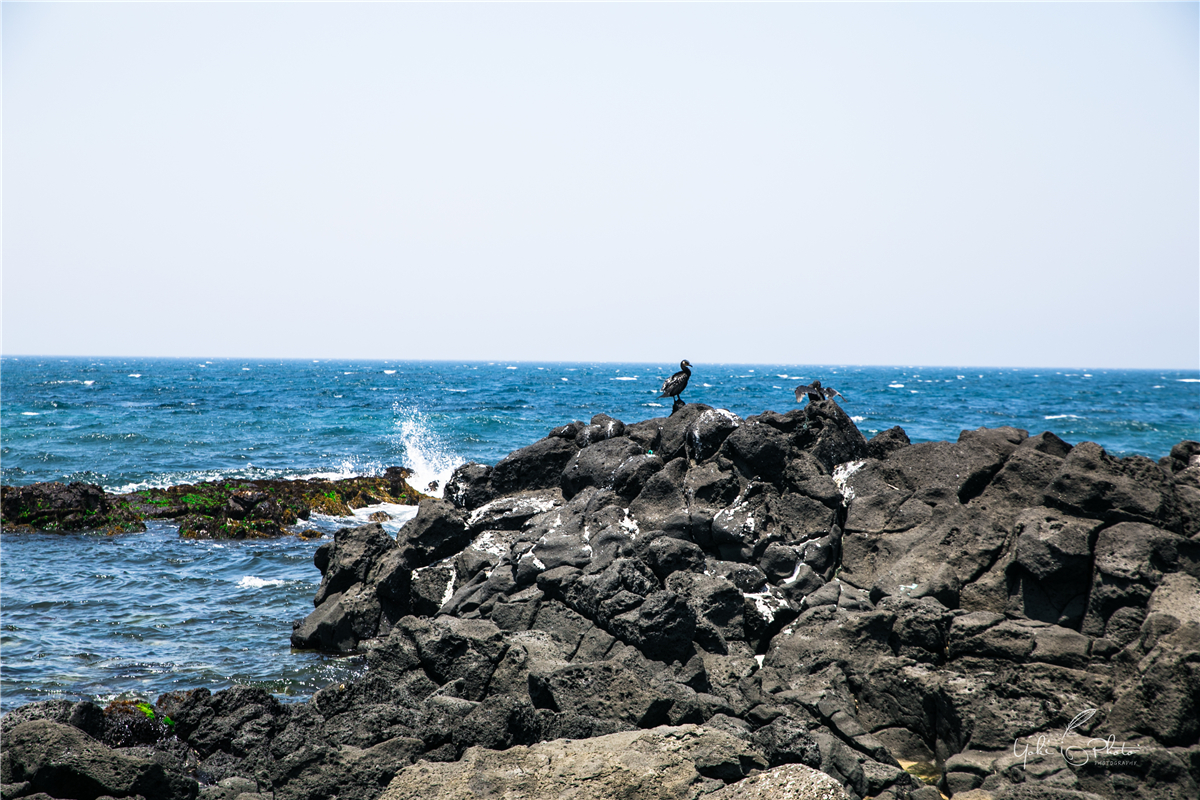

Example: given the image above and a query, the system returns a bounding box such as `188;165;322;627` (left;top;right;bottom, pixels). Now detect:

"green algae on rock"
1;469;427;539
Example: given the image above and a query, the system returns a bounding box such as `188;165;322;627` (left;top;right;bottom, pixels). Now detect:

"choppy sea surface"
2;356;1198;712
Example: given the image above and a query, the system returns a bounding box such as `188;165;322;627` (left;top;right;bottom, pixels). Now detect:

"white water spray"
391;405;465;498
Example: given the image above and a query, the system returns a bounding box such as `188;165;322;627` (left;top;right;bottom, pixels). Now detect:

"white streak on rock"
780;560;806;587
440;565;458;607
470;531;513;559
832;460;866;503
618;511;640;540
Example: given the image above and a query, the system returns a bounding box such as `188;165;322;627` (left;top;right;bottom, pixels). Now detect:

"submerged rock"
0;481;145;533
1;471;427;538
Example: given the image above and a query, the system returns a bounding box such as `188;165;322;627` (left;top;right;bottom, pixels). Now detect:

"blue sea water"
2;356;1198;713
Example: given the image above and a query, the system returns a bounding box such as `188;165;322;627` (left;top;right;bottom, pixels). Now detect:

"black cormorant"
794;379;846;404
659;360;692;403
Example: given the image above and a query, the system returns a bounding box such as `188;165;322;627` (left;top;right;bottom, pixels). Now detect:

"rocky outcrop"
1;718;199;800
0;471;425;538
379;725;775;800
0;481;145;533
5;404;1199;800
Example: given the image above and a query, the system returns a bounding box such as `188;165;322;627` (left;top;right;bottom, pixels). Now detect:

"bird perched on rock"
659;360;692;403
794;379;846;404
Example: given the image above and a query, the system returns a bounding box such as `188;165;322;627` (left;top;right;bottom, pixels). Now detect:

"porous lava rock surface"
4;404;1199;800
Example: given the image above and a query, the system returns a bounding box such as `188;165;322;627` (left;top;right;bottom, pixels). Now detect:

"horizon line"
2;353;1198;373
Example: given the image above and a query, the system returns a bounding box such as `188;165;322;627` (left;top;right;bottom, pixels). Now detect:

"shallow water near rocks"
1;520;361;713
2;357;1197;712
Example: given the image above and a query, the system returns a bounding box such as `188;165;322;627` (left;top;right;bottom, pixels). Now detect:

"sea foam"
391;405;465;499
238;576;287;589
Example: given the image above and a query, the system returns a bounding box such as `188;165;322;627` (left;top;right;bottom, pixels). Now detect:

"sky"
3;2;1197;369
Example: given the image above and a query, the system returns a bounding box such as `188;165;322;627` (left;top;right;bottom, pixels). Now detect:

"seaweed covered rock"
0;481;144;533
1;471;427;538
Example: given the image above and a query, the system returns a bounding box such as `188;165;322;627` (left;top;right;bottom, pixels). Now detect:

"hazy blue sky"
4;2;1197;368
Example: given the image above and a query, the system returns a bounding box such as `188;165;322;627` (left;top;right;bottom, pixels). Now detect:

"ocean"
2;356;1198;712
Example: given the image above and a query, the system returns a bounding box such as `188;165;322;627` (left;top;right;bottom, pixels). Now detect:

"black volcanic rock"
656;404;714;462
490;436;579;496
687;408;743;462
445;462;494;511
1046;442;1183;531
796;400;870;472
2;718;199;799
12;406;1200;800
560;436;646;499
719;420;791;484
613;453;666;499
394;498;471;569
575;413;627;448
1080;521;1197;637
866;426;911;460
0;481;145;533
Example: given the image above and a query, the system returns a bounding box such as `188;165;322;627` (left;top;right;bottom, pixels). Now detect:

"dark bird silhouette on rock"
794;379;846;405
659;360;692;404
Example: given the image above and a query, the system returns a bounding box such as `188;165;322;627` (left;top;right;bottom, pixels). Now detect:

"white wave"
1179;379;1200;383
506;366;517;370
21;412;39;416
851;415;865;422
288;458;385;482
702;383;714;387
561;378;568;382
348;502;420;531
611;376;638;381
238;576;287;588
888;383;904;388
645;402;664;407
110;459;385;494
84;380;94;385
1045;414;1082;420
390;405;465;499
242;368;250;371
128;374;142;378
384;370;396;374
